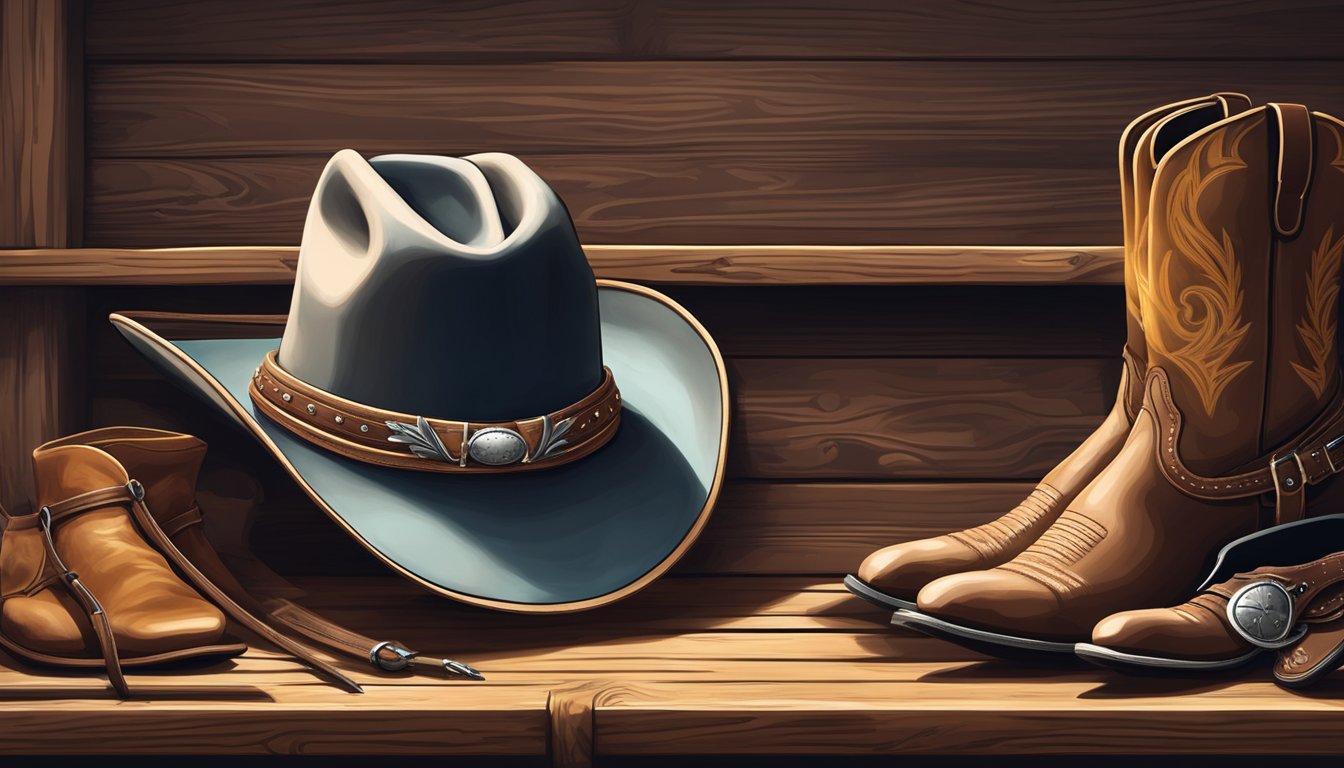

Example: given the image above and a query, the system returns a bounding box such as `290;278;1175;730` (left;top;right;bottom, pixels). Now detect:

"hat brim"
110;280;728;613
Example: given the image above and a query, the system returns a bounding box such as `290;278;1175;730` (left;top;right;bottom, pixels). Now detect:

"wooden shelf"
0;245;1123;286
3;576;1341;761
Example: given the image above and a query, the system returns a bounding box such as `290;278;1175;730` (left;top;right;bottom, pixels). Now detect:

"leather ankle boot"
904;104;1344;654
846;93;1252;611
1078;514;1344;689
0;441;245;697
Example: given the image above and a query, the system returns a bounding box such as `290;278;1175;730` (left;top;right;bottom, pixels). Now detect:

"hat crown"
278;150;603;421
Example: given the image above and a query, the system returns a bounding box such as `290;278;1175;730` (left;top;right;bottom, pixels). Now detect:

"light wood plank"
85;0;1344;62
593;681;1344;755
0;245;1125;286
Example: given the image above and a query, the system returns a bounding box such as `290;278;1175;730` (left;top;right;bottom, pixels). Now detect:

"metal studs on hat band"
360;424;369;433
281;393;292;402
306;404;317;415
335;415;344;424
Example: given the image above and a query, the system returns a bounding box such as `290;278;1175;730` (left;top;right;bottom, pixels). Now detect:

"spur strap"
251;350;621;473
1149;369;1344;525
162;500;484;680
1208;552;1344;686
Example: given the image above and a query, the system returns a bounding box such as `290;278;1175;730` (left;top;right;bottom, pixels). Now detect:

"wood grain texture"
0;0;81;247
85;154;1124;246
0;1;84;511
0;682;551;755
729;357;1118;480
1;245;1127;285
85;0;1344;61
84;62;1344;159
593;681;1344;756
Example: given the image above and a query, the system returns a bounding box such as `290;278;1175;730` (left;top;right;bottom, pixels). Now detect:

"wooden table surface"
4;576;1343;764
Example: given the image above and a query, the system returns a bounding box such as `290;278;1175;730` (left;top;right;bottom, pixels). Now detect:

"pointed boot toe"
917;569;1066;635
855;537;983;606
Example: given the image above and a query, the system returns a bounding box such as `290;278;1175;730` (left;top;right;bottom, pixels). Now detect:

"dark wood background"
26;0;1344;575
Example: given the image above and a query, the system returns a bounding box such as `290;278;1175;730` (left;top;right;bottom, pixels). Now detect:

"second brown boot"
902;104;1344;654
846;93;1252;611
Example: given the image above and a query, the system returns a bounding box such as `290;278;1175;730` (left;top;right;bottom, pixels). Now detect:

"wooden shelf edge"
0;245;1124;286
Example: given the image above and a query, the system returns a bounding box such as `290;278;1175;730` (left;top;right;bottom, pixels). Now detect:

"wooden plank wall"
77;0;1344;577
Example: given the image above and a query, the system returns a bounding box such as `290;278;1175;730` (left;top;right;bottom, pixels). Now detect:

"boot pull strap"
36;506;130;698
1270;103;1315;238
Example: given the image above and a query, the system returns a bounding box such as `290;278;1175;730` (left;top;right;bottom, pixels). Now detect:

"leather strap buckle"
1271;451;1306;494
369;640;415;672
1324;434;1344;475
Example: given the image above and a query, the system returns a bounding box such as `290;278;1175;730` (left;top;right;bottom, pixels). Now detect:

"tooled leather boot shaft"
1143;105;1344;476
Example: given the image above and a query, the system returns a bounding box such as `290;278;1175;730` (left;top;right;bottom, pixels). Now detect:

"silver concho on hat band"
1226;581;1308;649
466;428;529;466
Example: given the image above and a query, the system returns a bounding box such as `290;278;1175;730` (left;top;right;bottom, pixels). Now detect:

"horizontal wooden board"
85;62;1344;159
6;574;1341;758
86;356;1119;482
6;245;1127;287
729;357;1118;480
85;155;1122;246
243;480;1036;577
79;282;1127;373
593;680;1344;756
86;0;1344;61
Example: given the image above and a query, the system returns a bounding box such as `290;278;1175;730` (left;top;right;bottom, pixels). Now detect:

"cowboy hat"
111;150;728;613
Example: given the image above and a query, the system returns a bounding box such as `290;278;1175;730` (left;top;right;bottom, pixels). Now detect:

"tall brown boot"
845;93;1253;611
904;103;1344;654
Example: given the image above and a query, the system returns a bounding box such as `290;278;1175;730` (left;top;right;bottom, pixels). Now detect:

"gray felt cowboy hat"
111;150;729;613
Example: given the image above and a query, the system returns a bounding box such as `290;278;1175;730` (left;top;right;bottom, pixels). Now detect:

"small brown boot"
905;104;1344;654
0;442;244;697
846;93;1252;611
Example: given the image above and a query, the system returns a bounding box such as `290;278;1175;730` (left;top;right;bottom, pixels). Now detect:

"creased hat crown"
278;150;603;422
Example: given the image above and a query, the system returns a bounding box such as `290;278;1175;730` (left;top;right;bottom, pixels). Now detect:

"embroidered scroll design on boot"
1292;226;1344;398
1147;121;1256;416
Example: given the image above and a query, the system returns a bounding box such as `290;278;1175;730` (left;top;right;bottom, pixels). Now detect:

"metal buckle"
1270;452;1305;493
1324;434;1344;475
1226;581;1309;649
369;640;415;672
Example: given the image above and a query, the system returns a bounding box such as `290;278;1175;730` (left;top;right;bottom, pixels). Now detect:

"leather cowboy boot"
1079;514;1344;689
845;93;1253;611
0;441;246;697
902;104;1344;654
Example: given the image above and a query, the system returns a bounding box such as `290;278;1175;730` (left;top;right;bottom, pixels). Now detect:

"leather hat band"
250;350;621;473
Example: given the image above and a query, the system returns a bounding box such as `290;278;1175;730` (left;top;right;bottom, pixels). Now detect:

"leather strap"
1270;103;1315;238
1149;369;1344;524
43;482;363;693
251;350;621;473
161;499;484;681
1204;552;1344;687
35;506;129;697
